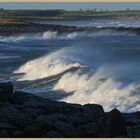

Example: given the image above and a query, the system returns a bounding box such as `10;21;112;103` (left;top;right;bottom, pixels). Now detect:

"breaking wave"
0;36;27;42
53;68;140;113
14;47;140;113
0;29;137;43
42;31;78;40
14;48;81;81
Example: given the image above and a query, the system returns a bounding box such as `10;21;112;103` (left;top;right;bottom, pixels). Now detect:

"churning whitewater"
15;44;140;113
1;29;140;113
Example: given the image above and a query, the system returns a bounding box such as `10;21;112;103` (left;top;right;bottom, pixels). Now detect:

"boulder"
97;109;127;137
83;104;104;115
0;122;16;129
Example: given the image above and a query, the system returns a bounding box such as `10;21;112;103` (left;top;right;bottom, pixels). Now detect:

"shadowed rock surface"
0;82;139;138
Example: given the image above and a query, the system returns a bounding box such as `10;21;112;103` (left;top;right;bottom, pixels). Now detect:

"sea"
0;18;140;112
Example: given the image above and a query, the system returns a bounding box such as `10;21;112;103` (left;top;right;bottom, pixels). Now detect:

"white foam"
42;31;57;40
14;48;81;81
14;42;140;113
0;36;27;42
42;31;78;40
53;68;140;113
0;29;136;43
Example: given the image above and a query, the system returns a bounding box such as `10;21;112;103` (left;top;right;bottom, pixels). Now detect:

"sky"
0;2;140;11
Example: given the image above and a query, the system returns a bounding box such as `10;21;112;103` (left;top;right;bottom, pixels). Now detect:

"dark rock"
98;109;127;137
46;131;63;138
35;115;55;130
0;123;16;129
13;118;34;129
0;82;13;94
0;82;139;137
123;112;140;126
123;112;140;137
24;119;52;137
126;125;140;137
54;121;79;137
0;130;9;137
78;122;100;137
0;105;20;122
0;82;13;102
11;130;25;137
83;104;104;114
82;104;105;122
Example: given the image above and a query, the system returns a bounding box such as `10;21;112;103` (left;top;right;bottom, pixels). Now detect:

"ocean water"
33;18;140;27
0;20;140;112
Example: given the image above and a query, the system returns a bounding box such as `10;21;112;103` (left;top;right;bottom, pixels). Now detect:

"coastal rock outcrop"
0;82;139;138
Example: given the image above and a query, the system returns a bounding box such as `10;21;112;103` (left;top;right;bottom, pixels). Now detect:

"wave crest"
53;68;140;113
14;48;81;81
14;44;140;113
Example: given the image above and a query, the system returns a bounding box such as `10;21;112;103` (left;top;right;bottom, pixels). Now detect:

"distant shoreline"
0;9;140;36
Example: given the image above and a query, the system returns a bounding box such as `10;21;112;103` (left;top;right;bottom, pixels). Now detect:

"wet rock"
83;104;104;114
13;118;34;129
127;125;140;137
78;122;100;137
123;112;140;137
24;118;54;137
0;82;13;94
98;109;127;137
0;82;139;137
46;131;63;138
0;82;13;102
54;121;79;137
82;104;104;122
0;105;19;122
0;130;9;137
123;112;140;126
11;130;25;137
0;123;15;129
41;101;82;115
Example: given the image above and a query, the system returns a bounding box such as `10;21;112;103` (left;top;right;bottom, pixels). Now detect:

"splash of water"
14;48;81;81
53;68;140;113
0;36;27;42
0;30;136;43
14;41;140;113
42;31;57;40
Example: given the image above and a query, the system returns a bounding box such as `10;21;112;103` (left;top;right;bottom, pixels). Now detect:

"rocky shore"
0;82;139;138
0;23;140;36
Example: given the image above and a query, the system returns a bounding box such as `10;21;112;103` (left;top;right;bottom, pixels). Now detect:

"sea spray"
14;46;140;112
14;48;81;81
13;32;140;113
43;31;78;40
54;68;140;113
0;30;136;43
43;31;57;40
